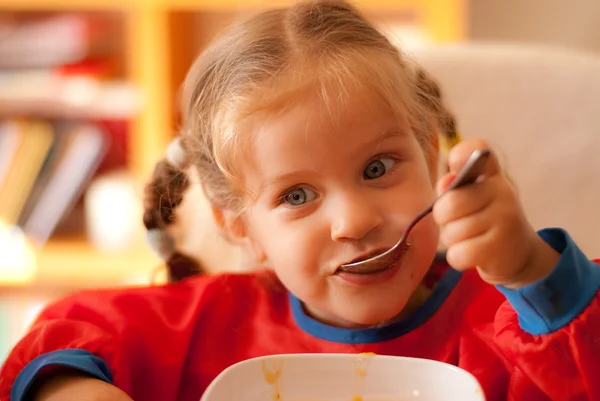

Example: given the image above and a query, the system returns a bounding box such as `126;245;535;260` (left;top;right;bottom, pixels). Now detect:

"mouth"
336;248;392;275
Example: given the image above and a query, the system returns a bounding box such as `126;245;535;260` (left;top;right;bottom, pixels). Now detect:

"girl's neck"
303;282;433;330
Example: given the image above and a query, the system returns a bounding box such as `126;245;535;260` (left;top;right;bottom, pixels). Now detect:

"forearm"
32;369;132;401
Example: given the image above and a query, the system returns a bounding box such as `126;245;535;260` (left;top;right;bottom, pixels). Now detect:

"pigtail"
143;138;205;282
414;66;461;173
414;67;459;144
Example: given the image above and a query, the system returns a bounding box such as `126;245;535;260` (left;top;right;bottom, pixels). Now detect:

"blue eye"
284;187;317;206
364;157;396;180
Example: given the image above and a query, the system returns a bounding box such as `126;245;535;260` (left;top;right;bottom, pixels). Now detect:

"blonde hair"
143;0;458;281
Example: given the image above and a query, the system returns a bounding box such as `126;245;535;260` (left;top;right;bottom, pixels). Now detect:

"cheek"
388;169;437;221
262;226;328;301
385;163;439;259
411;214;440;253
396;213;439;288
250;214;324;276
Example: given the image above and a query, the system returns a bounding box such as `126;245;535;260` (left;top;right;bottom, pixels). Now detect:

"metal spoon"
339;149;491;273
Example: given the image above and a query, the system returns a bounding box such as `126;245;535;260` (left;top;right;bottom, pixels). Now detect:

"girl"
2;1;599;400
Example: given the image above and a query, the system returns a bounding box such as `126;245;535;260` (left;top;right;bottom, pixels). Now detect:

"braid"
143;160;188;228
413;67;460;154
143;138;204;282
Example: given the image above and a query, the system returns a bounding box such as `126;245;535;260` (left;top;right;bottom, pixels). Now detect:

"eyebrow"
259;172;309;194
371;129;408;150
258;128;409;193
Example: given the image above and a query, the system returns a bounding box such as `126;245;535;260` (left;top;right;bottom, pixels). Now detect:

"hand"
33;370;133;401
433;139;560;289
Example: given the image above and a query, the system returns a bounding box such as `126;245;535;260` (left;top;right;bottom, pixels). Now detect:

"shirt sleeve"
494;228;600;400
0;276;218;401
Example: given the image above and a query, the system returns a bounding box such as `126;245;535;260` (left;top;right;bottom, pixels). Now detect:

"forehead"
238;88;410;184
236;46;413;130
224;50;419;190
253;90;401;148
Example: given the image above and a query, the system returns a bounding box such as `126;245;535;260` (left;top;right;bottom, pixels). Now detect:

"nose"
330;190;384;243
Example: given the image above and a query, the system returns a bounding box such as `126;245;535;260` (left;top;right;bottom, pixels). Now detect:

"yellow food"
262;360;284;401
262;353;385;401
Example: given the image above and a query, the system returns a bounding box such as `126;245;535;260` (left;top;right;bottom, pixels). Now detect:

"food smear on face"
262;359;284;400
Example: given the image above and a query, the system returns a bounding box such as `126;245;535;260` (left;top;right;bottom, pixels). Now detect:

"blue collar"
289;268;462;344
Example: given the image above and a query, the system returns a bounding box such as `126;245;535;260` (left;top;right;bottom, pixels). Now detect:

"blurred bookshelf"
0;0;466;362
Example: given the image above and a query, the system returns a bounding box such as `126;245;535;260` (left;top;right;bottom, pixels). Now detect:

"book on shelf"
0;120;110;246
0;121;54;227
0;10;142;249
0;11;141;120
0;12;121;70
0;68;141;120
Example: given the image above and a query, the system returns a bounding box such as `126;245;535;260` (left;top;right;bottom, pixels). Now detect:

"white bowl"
200;353;486;401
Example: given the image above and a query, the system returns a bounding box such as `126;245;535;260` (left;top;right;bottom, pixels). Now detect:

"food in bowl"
200;353;486;401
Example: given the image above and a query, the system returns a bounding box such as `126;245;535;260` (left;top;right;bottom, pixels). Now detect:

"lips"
335;255;402;286
336;248;391;275
337;263;394;275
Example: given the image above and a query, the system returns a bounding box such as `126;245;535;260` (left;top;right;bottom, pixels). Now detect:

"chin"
339;301;409;328
330;284;419;328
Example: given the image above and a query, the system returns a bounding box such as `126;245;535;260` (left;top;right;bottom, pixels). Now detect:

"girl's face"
237;90;440;327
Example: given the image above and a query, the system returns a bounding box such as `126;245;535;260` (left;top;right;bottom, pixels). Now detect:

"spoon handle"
401;149;491;238
338;149;493;270
443;149;491;193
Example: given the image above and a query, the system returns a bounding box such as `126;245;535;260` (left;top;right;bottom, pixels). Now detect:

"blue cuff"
11;349;112;401
496;228;600;335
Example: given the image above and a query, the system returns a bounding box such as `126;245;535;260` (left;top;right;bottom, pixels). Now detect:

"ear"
210;205;267;262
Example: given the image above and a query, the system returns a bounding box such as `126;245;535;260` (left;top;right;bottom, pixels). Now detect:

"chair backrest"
411;43;600;258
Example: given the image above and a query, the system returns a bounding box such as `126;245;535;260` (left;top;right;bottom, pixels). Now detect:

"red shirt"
1;228;599;401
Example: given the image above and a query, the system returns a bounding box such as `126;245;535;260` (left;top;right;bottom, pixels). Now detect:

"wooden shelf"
0;0;455;10
0;0;466;43
0;86;141;120
0;238;163;290
34;238;161;286
0;0;466;290
0;0;465;176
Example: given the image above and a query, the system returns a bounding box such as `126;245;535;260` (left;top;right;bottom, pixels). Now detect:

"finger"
439;207;492;247
432;176;497;226
447;138;500;179
445;228;497;271
436;172;456;196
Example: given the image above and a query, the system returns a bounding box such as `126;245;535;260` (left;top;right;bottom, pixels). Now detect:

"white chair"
411;43;600;258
